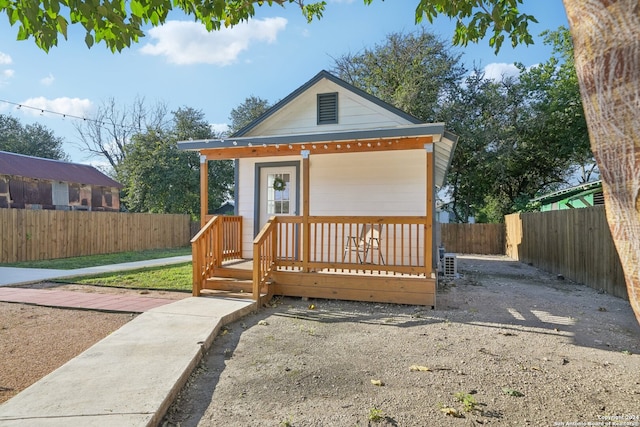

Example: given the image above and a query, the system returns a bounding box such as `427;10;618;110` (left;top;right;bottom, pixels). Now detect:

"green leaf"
16;25;29;40
130;0;145;17
301;1;325;22
56;15;68;37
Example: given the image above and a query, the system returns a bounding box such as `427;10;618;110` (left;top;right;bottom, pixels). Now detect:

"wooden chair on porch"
343;224;385;264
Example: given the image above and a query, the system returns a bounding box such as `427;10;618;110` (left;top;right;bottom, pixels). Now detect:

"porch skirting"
270;270;436;307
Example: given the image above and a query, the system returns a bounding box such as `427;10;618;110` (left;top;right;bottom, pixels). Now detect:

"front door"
258;165;298;229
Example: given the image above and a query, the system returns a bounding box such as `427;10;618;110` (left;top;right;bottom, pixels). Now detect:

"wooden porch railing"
274;216;432;276
191;215;242;296
253;216;277;306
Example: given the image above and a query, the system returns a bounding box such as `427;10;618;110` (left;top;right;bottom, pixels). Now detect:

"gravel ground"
162;255;640;427
2;256;640;427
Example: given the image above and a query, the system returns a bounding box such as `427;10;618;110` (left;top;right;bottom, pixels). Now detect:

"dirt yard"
0;303;133;404
0;285;185;404
162;255;640;426
1;256;639;426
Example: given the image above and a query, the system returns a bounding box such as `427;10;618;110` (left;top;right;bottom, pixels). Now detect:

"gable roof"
0;151;122;188
232;70;422;137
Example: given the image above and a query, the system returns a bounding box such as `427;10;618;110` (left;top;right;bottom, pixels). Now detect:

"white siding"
309;150;426;216
246;80;414;136
237;157;257;258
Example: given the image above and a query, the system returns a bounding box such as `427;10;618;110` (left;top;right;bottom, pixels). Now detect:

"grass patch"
368;407;385;422
2;247;191;270
61;263;193;292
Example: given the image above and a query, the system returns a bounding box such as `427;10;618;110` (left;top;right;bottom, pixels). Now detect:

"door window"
267;173;291;215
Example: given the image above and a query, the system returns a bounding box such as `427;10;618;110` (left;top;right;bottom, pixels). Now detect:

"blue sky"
0;0;569;165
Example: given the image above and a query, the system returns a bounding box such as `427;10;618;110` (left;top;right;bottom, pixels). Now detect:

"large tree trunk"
563;0;640;324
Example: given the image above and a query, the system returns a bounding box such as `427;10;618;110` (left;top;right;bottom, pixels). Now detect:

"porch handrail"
191;215;243;296
253;216;278;305
273;215;432;276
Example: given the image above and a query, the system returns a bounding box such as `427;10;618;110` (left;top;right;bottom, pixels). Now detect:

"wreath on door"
273;176;286;191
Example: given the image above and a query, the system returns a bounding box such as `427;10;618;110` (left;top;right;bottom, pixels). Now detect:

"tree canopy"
116;106;233;217
0;114;68;160
228;96;272;135
4;0;537;53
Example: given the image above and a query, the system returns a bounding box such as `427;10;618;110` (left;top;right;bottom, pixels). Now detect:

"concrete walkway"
0;257;256;426
0;255;192;286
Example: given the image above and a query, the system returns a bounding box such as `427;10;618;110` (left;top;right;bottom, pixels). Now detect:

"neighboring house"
532;180;603;211
0;151;122;212
212;201;235;215
180;70;457;307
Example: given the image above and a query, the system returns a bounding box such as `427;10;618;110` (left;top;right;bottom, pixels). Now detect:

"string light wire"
0;98;142;132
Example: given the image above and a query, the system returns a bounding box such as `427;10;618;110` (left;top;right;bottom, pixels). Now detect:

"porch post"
425;144;434;276
301;150;310;272
200;154;209;228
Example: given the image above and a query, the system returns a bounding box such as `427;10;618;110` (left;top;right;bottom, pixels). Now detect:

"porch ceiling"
178;123;458;188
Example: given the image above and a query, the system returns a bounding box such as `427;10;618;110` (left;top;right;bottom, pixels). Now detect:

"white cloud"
482;63;520;81
0;52;14;86
210;123;229;135
19;97;93;118
140;18;287;65
0;52;12;65
40;73;55;86
0;69;14;87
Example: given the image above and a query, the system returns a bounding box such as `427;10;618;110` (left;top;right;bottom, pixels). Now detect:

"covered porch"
181;125;457;307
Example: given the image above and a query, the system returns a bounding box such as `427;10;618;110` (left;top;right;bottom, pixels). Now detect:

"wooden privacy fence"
505;206;627;299
440;223;505;255
0;208;191;263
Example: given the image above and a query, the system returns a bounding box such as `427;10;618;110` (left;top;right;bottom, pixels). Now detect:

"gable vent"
317;92;338;125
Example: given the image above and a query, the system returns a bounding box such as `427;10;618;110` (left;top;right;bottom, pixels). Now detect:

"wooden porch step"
213;266;253;281
200;289;267;300
205;277;253;293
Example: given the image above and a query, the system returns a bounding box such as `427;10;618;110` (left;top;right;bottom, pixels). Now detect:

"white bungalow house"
179;70;457;307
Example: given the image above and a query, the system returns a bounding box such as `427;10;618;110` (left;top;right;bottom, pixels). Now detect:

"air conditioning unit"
443;253;457;279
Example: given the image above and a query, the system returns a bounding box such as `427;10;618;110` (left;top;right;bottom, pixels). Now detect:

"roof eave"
434;130;459;188
531;180;603;203
179;123;447;151
179;123;457;190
